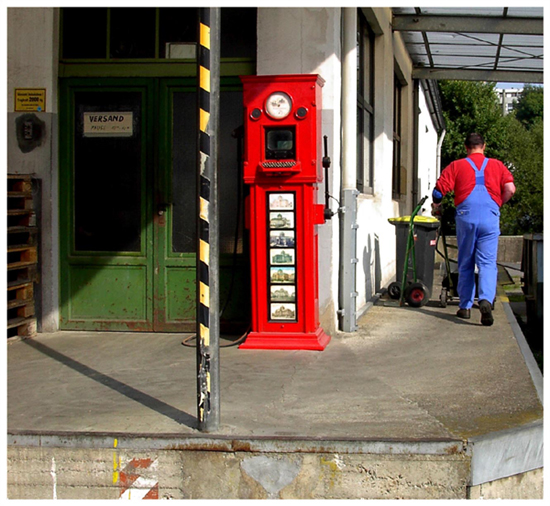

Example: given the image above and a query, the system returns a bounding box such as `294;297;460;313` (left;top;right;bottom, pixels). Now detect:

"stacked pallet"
7;174;38;339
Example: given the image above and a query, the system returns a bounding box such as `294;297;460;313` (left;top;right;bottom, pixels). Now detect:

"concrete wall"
257;8;342;334
7;444;542;499
497;236;524;263
468;467;543;499
8;446;471;500
436;236;524;265
8;8;60;332
417;88;440;207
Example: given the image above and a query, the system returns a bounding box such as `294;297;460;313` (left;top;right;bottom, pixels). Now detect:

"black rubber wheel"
439;288;448;308
388;281;402;300
405;282;430;308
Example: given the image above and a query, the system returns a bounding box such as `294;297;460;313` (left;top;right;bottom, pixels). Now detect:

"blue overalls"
455;157;500;310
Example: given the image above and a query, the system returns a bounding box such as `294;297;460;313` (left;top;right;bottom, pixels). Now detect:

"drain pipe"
436;129;446;177
341;7;357;193
338;7;359;332
412;80;420;207
419;79;446;178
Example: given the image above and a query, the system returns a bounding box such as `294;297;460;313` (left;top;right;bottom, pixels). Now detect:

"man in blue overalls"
432;133;516;326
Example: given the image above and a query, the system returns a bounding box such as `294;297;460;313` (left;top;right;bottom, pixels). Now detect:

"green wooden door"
155;80;198;331
60;78;248;332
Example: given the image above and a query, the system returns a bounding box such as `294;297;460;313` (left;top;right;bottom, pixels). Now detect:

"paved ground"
7;281;542;441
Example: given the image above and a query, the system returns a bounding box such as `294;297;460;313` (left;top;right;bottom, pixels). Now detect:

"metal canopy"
392;7;543;83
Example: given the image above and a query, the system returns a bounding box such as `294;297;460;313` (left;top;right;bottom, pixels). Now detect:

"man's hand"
431;202;442;217
502;182;516;204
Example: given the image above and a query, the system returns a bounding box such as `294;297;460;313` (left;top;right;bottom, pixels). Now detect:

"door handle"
157;202;172;216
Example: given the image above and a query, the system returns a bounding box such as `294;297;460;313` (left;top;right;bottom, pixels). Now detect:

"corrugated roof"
392;7;543;83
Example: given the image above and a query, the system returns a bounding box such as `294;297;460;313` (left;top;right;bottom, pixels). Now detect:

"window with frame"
61;7;257;61
356;11;375;193
392;75;403;199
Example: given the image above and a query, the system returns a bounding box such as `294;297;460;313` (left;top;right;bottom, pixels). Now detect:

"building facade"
7;7;444;337
495;86;523;115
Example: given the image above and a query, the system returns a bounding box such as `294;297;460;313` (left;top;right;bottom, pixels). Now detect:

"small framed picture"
270;266;295;284
270;285;296;302
270;303;296;321
269;212;294;229
270;230;295;248
269;193;294;210
270;248;295;265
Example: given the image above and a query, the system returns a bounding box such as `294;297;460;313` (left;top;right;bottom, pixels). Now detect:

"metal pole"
196;7;220;432
338;7;359;332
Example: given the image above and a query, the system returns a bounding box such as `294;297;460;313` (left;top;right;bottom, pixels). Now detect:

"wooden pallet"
7;174;38;339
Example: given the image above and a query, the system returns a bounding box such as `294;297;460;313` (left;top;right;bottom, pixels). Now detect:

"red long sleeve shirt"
435;152;514;207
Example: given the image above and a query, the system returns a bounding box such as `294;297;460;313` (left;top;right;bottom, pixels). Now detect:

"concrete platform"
6;287;544;499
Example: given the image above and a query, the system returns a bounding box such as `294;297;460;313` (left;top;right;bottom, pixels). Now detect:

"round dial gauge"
265;92;292;119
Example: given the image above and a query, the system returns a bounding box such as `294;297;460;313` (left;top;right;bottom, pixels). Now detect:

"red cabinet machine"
239;74;331;350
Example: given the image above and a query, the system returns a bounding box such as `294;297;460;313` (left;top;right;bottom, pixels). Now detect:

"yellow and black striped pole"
196;7;220;432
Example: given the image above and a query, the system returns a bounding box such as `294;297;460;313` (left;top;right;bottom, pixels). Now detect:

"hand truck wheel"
439;288;448;308
405;282;430;308
388;281;402;300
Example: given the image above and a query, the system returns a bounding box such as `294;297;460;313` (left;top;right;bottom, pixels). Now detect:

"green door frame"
59;76;250;332
154;78;198;331
59;78;156;331
155;77;250;332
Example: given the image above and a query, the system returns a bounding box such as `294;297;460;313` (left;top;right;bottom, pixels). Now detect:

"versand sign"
14;89;46;112
83;112;134;137
240;74;330;351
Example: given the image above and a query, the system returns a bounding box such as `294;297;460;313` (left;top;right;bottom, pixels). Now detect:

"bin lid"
388;216;440;228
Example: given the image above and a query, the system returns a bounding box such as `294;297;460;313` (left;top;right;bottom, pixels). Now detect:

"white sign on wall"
83;112;133;137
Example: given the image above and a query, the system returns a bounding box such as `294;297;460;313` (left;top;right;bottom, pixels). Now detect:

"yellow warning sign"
15;89;46;112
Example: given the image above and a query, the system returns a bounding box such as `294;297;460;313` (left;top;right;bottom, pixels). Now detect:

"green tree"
500;116;543;234
500;85;543;234
437;80;543;235
438;81;509;167
513;85;544;129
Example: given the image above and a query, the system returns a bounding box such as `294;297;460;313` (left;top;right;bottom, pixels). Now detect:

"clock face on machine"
265;92;292;119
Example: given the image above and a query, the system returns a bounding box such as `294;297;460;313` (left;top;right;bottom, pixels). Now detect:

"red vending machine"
239;74;331;350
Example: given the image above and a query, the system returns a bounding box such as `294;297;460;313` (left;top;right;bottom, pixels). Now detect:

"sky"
497;83;543;89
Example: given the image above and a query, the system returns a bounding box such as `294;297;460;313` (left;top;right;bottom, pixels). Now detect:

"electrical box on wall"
239;74;330;351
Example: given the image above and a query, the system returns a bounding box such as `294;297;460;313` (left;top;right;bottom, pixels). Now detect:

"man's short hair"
465;133;485;148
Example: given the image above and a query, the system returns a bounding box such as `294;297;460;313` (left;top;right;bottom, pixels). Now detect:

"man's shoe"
456;308;471;319
479;299;494;326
